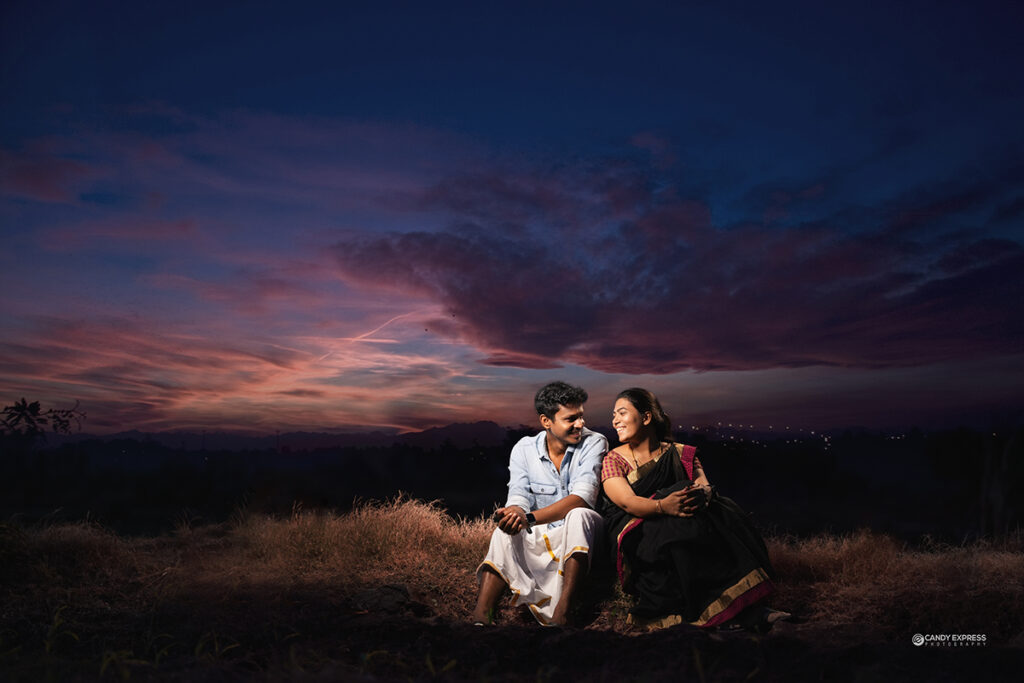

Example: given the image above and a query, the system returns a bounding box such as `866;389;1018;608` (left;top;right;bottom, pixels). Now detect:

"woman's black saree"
599;443;775;629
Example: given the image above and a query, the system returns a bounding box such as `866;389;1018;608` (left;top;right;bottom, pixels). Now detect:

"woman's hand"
658;485;711;517
657;489;691;516
680;484;711;515
604;476;709;520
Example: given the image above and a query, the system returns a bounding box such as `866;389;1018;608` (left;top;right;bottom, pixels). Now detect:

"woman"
600;388;780;630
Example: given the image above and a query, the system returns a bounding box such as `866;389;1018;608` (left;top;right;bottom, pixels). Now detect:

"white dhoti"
476;507;603;624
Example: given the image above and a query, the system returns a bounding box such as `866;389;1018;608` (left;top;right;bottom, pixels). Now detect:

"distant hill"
396;421;510;449
43;421;515;452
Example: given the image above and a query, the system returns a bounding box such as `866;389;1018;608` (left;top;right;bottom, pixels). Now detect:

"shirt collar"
535;429;580;462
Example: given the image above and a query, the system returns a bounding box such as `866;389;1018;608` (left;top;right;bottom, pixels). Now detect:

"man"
470;381;607;626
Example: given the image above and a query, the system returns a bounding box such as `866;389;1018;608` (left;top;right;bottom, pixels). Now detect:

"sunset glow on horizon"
2;2;1022;435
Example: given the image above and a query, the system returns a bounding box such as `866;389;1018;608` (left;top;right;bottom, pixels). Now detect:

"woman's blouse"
601;447;702;481
601;450;635;481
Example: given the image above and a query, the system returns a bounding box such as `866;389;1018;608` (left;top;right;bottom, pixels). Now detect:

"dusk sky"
2;1;1022;435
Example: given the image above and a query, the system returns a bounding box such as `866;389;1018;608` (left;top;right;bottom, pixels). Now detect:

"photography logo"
912;632;987;647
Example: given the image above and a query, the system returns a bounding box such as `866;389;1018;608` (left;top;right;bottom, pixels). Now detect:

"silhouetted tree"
1;398;86;454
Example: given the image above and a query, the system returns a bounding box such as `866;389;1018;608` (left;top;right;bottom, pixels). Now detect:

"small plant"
173;508;202;537
142;631;176;667
360;649;393;676
0;628;22;662
425;652;457;676
99;649;150;679
43;605;78;655
194;631;240;661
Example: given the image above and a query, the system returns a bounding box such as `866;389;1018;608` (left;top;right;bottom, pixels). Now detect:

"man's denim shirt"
504;428;608;528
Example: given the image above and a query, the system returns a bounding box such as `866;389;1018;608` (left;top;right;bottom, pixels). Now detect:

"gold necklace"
628;447;640;471
628;442;662;471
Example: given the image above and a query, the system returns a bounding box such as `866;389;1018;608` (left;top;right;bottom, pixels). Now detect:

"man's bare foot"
470;568;506;625
549;610;569;627
469;611;491;625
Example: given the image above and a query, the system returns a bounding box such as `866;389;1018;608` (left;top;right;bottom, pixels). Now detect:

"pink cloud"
144;269;326;316
3;107;476;237
3;107;1020;433
0;149;96;203
43;217;199;247
0;308;528;434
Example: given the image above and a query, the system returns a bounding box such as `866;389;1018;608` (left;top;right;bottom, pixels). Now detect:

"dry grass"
196;496;495;616
769;529;1024;642
2;498;1021;681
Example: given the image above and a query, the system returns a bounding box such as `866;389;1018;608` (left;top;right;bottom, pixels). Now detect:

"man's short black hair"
534;381;588;419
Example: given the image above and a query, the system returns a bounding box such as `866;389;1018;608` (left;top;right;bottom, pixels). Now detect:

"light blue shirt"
504;427;608;527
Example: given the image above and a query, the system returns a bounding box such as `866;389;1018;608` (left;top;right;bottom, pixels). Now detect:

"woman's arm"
692;456;711;487
679;456;713;515
602;476;691;518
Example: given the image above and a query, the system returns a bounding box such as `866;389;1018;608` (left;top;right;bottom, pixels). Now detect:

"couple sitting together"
470;381;784;631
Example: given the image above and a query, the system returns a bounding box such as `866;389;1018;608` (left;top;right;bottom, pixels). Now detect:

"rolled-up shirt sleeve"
567;432;608;508
504;440;534;511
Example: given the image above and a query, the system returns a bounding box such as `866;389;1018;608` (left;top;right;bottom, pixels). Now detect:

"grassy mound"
1;498;1021;681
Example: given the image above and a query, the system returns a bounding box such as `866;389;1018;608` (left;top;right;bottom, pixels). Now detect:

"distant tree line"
3;398;1021;539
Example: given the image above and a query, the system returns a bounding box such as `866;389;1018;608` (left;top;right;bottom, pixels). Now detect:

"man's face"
541;403;585;447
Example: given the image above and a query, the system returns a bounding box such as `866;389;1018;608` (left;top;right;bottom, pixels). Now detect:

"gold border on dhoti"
542;534;560;562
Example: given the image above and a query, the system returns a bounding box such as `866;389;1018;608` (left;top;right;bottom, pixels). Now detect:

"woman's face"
612;397;649;444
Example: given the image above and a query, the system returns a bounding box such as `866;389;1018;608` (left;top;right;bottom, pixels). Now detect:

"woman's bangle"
656;499;663;514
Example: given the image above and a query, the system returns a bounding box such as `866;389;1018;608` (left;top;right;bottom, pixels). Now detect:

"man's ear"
539;413;552;430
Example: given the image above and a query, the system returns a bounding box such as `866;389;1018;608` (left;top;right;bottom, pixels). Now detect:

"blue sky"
1;0;1022;433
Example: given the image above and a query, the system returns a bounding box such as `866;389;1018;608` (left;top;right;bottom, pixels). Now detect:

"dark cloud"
276;389;327;398
880;162;1024;238
334;229;601;359
991;196;1024;226
334;158;1024;374
738;179;830;224
478;352;563;370
417;158;656;234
